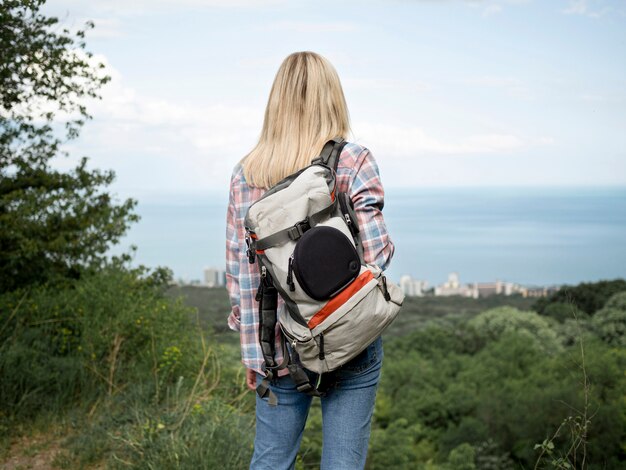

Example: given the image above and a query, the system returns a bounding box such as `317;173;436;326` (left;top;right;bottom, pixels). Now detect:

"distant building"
174;277;202;286
435;272;478;298
473;280;521;297
474;282;497;297
203;267;226;287
520;285;561;298
401;270;560;299
400;275;429;296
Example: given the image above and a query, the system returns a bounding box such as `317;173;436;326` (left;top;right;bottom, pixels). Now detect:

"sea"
108;186;626;288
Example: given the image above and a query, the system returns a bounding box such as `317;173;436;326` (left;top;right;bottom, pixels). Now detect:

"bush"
467;306;561;354
0;263;202;420
370;317;626;469
533;280;626;316
0;262;257;468
592;291;626;346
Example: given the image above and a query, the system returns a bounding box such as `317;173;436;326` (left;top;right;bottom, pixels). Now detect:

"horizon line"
113;183;626;195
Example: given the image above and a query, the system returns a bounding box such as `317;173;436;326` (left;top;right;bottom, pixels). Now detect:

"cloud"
458;75;532;100
482;4;503;16
352;123;528;158
51;53;264;192
56;54;551;192
263;21;359;33
458;0;532;16
54;0;286;13
343;78;431;93
53;15;126;39
46;0;287;21
562;0;613;18
564;0;588;14
47;51;555;193
82;17;126;38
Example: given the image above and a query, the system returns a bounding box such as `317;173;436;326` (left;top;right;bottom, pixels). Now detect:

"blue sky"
45;0;626;197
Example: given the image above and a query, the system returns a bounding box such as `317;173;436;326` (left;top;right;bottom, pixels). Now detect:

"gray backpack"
244;138;404;405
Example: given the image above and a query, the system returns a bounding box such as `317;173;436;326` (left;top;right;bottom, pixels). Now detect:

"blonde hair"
241;51;351;189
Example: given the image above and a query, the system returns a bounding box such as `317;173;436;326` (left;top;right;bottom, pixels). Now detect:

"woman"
225;51;395;470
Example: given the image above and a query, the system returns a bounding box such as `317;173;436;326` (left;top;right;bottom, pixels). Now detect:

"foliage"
363;318;626;469
446;443;476;470
0;262;199;418
542;302;589;324
591;291;626;346
533;280;626;316
0;262;255;467
0;0;138;293
467;306;562;354
3;274;626;468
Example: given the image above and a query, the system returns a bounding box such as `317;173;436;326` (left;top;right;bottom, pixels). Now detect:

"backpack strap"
311;137;347;172
257;267;278;369
253;197;338;252
286;341;336;397
255;266;289;406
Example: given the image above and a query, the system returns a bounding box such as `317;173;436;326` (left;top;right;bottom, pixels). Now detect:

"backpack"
244;137;404;405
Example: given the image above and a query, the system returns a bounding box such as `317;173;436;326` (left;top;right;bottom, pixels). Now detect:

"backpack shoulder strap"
312;138;347;172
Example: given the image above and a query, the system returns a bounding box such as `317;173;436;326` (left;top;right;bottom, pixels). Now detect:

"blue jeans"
250;335;383;470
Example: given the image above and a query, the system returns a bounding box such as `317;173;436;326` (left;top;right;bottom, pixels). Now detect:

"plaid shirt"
225;142;395;376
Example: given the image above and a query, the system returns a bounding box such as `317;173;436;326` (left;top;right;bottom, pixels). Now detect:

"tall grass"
0;264;254;468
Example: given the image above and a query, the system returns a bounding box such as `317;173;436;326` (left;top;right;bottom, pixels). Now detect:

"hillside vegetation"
3;273;625;468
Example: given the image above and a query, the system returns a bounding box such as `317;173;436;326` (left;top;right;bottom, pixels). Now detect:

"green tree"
0;0;138;293
533;280;626;316
467;306;561;354
446;443;476;470
542;301;588;323
591;291;626;346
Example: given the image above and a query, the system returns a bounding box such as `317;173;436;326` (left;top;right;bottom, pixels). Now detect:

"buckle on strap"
245;231;256;263
288;218;310;240
296;383;314;393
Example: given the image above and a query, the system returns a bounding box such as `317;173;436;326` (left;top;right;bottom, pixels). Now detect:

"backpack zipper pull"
286;254;295;291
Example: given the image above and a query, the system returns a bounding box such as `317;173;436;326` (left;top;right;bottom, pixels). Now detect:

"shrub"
0;263;202;419
592;291;626;346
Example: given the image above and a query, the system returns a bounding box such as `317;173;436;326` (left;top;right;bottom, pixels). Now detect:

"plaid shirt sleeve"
348;147;395;271
225;168;241;332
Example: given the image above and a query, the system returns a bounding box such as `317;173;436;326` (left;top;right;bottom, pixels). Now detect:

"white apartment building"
434;272;478;298
203;267;226;287
400;275;429;297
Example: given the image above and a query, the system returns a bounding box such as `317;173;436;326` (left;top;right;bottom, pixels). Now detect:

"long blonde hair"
241;51;351;189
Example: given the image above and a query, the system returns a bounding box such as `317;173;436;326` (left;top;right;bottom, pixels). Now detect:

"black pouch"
290;226;360;301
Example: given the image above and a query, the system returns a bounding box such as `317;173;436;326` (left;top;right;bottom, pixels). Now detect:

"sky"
43;0;626;199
